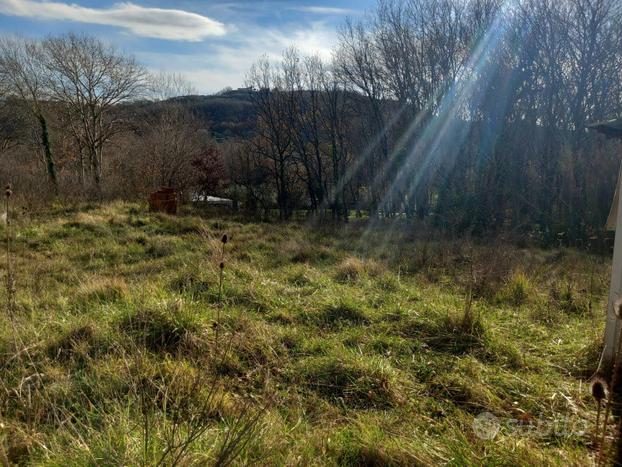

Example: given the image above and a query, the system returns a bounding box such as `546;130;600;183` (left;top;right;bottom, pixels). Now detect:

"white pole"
601;165;622;376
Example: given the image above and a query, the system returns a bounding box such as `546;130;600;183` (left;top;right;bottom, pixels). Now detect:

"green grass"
0;201;609;465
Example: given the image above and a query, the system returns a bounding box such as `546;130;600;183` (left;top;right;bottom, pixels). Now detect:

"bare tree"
0;36;58;191
138;103;210;190
247;55;297;219
147;71;197;101
41;33;145;191
318;59;353;219
241;0;621;239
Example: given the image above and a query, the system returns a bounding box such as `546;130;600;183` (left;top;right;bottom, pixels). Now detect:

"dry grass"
77;276;129;305
334;256;384;283
0;202;609;465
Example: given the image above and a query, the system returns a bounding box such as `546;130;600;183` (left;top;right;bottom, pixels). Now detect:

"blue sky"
0;0;375;93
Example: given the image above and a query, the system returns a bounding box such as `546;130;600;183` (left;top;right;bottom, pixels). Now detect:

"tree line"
238;0;622;243
0;33;222;201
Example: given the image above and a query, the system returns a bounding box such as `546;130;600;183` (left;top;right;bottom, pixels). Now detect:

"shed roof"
588;118;622;138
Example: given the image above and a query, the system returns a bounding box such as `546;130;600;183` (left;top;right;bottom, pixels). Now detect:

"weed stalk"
216;233;228;349
591;377;607;447
462;249;475;332
4;184;14;313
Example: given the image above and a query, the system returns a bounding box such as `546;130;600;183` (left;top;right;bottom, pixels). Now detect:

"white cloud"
265;22;336;59
0;0;227;41
140;21;339;93
291;6;358;15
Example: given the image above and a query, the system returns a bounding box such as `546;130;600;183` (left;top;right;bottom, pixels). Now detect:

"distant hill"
167;88;256;141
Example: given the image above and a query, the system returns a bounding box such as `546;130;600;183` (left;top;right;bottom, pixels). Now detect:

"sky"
0;0;375;93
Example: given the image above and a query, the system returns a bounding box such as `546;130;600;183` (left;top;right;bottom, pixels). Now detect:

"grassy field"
0;202;610;465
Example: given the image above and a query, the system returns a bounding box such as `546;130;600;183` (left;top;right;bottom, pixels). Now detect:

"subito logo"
472;412;500;440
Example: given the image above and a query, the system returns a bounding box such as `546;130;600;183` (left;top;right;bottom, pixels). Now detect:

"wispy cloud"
291;6;358;15
140;21;339;93
0;0;227;41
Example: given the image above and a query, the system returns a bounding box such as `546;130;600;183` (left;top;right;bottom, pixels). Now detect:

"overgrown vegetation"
1;0;621;245
0;202;609;464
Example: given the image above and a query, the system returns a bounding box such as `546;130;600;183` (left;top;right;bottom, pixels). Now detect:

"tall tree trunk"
79;149;85;189
90;145;102;197
38;114;58;193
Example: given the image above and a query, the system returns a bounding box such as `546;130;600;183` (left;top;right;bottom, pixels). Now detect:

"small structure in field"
148;187;178;214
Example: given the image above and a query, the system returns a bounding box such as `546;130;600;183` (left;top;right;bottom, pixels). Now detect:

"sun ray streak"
355;1;522;252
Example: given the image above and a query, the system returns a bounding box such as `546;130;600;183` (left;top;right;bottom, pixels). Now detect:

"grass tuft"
317;300;370;328
46;322;106;365
77;277;129;305
118;303;200;354
169;271;212;296
497;269;532;306
333;427;414;467
297;355;400;409
334;257;365;283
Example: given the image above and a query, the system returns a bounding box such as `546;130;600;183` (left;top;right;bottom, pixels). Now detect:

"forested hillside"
167;90;256;140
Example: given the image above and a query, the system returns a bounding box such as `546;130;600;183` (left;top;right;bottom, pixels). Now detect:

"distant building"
192;193;234;207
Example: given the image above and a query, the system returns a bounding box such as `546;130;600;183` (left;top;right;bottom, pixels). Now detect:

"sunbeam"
356;0;524;253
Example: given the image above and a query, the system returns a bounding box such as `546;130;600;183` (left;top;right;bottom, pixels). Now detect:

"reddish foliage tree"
191;145;227;196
